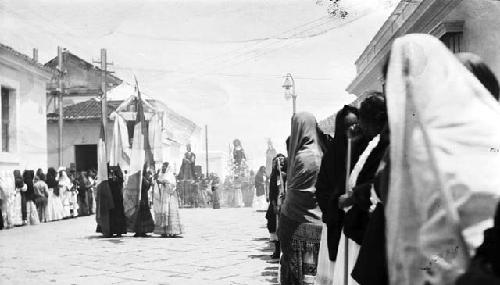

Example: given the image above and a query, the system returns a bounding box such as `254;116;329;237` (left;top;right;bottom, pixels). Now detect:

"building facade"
347;0;500;96
47;95;201;172
0;43;54;173
45;50;122;113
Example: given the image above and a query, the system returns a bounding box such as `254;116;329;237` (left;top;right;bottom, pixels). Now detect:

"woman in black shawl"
22;170;39;225
108;166;127;237
266;153;287;259
133;164;155;237
315;105;364;262
278;112;327;285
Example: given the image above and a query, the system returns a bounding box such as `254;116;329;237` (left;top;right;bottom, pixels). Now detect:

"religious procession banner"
123;88;153;232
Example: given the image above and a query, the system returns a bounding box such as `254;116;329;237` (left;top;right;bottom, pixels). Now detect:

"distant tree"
326;0;349;19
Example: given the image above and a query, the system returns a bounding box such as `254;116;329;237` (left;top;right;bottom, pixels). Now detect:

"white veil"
385;34;500;285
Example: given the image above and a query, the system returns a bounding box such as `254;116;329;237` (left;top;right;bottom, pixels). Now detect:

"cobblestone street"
0;208;279;285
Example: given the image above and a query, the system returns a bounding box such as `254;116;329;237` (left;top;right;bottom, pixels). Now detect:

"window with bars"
440;32;463;54
1;87;10;152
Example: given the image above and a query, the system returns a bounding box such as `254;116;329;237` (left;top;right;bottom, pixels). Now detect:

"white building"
347;0;500;98
0;43;54;173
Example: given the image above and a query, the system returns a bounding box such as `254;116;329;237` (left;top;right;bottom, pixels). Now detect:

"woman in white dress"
46;167;64;221
0;172;15;229
385;34;500;285
58;168;73;218
12;170;25;226
154;162;184;237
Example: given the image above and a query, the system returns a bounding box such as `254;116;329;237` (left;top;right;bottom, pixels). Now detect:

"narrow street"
0;208;278;285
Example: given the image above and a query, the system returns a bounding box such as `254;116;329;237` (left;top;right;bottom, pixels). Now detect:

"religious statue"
178;144;196;181
177;144;196;207
233;139;246;167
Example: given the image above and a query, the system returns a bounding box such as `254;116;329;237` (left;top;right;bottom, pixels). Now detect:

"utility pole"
205;125;209;176
93;49;113;131
57;46;64;167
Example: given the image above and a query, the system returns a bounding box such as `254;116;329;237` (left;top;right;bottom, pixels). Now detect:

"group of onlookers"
266;34;500;285
0;167;97;230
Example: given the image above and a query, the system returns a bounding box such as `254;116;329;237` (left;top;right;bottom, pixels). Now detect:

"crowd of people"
266;34;500;285
0;167;97;230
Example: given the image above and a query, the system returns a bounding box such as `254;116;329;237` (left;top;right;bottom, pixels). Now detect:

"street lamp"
282;73;297;115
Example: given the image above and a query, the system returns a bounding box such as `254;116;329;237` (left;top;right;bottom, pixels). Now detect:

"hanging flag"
95;122;114;236
109;113;131;169
123;80;154;231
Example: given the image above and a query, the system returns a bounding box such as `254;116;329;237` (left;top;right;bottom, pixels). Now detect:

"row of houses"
319;0;500;135
0;44;202;174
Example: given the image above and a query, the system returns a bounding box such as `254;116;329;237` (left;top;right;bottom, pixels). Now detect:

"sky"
0;0;397;170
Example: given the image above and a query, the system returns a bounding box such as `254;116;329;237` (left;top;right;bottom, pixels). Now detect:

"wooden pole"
344;136;352;285
100;49;107;131
205;125;209;176
57;46;64;167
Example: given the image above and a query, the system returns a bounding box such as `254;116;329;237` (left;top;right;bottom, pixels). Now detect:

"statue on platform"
233;139;246;167
265;139;277;177
177;144;196;207
178;144;196;181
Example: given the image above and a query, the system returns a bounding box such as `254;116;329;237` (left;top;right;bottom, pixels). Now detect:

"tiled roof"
47;99;122;121
0;43;56;75
47;98;163;121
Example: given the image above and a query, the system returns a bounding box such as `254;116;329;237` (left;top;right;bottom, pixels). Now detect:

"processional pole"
344;130;353;285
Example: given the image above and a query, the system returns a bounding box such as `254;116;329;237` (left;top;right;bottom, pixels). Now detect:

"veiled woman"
132;164;155;237
108;166;127;237
58;168;74;218
266;153;287;259
253;166;268;211
46;167;63;221
278;112;326;285
22;170;39;225
154;162;183;237
385;34;500;285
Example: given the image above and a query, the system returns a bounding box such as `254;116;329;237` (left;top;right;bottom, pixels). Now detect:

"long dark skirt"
134;201;154;234
212;190;221;209
278;214;322;285
109;186;127;235
21;192;27;221
78;191;90;216
88;190;94;215
0;202;3;230
265;204;276;234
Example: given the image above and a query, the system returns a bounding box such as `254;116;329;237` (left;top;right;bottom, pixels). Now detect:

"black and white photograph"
1;0;500;284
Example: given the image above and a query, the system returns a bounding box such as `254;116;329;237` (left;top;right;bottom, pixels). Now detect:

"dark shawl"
266;155;287;233
456;199;500;284
343;135;389;245
14;170;24;189
23;170;35;201
46;168;59;195
351;148;390;285
315;106;367;261
254;168;266;196
108;166;127;235
281;112;325;224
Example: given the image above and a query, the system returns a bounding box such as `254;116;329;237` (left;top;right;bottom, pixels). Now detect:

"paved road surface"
0;208;279;285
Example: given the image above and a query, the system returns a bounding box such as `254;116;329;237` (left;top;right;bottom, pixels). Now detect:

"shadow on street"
248;240;279;284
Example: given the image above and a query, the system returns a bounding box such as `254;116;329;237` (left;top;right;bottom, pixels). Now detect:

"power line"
113;66;336;81
214;12;369;72
165;15;332;78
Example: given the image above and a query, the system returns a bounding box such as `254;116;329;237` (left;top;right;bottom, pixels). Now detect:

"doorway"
75;144;97;171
